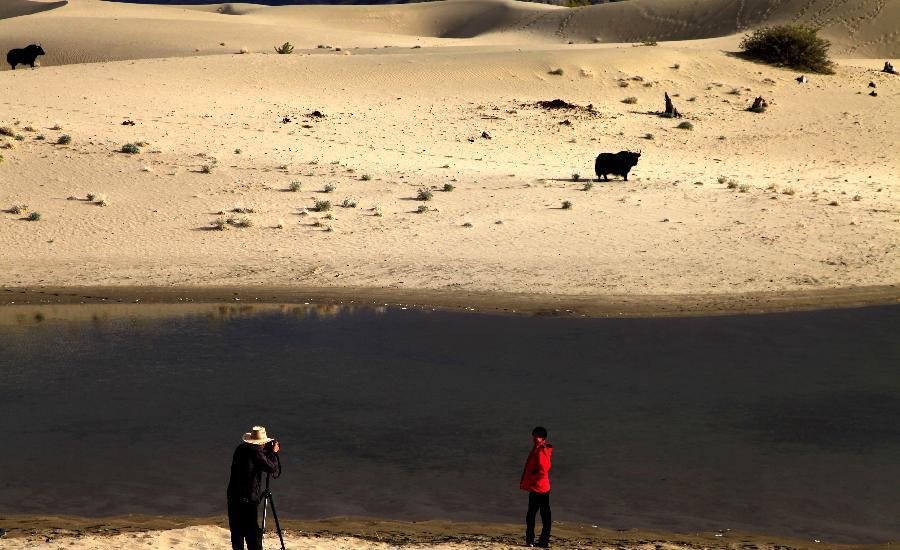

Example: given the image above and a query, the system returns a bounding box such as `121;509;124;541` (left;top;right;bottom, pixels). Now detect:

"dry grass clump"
26;211;42;221
583;182;594;191
443;183;455;192
622;97;638;104
324;183;336;193
782;187;796;196
56;134;72;145
87;193;109;205
315;199;332;212
561;200;573;210
340;198;357;208
360;174;372;181
9;203;29;214
738;184;751;193
211;217;228;230
289;180;302;192
416;188;434;201
200;159;218;174
726;179;739;189
228;215;253;228
417;204;431;214
462;221;474;227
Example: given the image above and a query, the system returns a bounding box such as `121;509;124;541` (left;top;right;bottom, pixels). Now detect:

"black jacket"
227;442;279;504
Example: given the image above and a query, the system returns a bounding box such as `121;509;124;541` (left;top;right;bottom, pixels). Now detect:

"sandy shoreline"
1;284;898;317
2;515;893;549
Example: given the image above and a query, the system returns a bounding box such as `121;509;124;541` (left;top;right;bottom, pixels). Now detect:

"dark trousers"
228;500;260;550
525;491;551;546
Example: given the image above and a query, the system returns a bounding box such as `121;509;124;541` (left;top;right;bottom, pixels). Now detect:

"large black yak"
7;44;45;70
595;150;641;181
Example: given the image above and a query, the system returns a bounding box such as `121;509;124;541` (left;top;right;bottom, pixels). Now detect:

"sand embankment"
2;515;893;550
0;0;898;314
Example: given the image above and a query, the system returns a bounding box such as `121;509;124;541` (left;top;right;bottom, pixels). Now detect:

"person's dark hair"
532;426;548;439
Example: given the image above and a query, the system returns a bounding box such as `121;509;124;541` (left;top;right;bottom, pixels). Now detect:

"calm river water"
1;303;898;543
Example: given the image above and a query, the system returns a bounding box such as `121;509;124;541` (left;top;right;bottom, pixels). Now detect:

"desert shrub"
315;199;332;212
57;134;72;145
739;24;834;74
232;206;256;214
341;198;357;208
0;127;14;137
572;173;581;181
727;88;742;95
228;215;253;228
548;68;564;76
360;174;371;181
121;143;140;154
201;159;218;173
416;188;434;201
0;154;4;163
672;63;680;69
717;176;728;184
442;183;455;192
324;183;335;193
643;133;654;140
26;211;41;221
782;187;796;196
618;80;629;88
583;181;594;191
51;123;62;131
738;184;751;193
35;134;45;141
274;42;294;54
15;134;25;141
9;204;28;214
642;41;658;47
677;121;694;130
417;204;430;213
727;180;739;189
561;200;573;210
211;218;228;231
852;194;862;201
622;96;638;104
289;180;301;192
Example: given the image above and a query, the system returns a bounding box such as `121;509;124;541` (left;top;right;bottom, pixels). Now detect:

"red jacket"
520;443;553;493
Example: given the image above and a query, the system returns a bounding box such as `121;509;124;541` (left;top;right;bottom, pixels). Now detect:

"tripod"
259;449;285;550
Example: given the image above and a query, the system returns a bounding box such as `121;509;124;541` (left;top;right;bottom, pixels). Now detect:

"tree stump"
663;92;681;118
748;96;768;113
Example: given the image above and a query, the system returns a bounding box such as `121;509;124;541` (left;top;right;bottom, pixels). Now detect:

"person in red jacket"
520;426;553;547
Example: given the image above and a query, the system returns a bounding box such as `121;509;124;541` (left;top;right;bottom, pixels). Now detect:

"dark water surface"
1;304;899;543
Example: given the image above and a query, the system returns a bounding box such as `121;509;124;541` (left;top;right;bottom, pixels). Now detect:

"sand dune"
0;0;897;68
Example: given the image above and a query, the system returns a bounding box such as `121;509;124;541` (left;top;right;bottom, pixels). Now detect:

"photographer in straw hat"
227;426;280;550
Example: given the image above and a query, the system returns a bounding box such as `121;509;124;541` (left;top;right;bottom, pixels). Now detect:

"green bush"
315;199;332;212
416;188;434;201
561;200;573;210
289;181;301;192
121;143;140;154
26;211;41;221
57;134;72;145
442;183;455;192
739;25;834;74
676;121;694;130
274;42;294;55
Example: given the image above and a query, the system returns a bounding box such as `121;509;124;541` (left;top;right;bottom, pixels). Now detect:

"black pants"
228;499;260;550
525;491;551;546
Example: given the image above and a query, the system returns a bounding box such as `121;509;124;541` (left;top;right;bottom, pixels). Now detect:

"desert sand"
1;0;898;315
3;515;891;550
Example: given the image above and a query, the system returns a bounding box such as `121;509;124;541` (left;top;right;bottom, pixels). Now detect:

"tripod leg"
259;494;269;550
267;493;287;550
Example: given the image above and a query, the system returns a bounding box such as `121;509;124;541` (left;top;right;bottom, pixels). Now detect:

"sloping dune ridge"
0;0;897;64
0;0;897;312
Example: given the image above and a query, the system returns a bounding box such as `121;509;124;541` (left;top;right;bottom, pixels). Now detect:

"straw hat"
242;426;273;445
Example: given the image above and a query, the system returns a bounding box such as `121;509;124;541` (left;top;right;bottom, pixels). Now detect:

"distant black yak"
7;44;45;70
595;150;641;181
